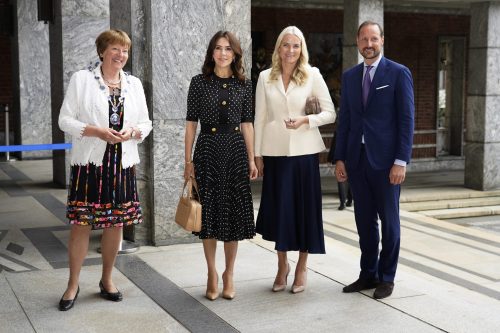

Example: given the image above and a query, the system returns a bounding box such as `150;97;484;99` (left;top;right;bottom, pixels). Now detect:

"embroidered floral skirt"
66;142;142;229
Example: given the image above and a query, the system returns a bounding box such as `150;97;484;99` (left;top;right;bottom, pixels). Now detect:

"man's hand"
389;164;406;185
335;160;348;182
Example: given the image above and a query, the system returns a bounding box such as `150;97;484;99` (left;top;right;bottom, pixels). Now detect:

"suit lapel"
366;57;387;109
278;74;296;95
277;75;287;96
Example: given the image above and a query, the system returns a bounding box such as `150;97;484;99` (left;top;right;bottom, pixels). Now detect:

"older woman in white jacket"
254;26;335;294
57;30;152;311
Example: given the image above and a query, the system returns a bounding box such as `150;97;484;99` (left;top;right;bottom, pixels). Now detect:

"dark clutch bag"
305;96;321;115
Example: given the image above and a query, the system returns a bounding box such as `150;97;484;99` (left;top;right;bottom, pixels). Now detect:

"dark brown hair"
202;31;245;83
95;29;132;61
357;21;384;38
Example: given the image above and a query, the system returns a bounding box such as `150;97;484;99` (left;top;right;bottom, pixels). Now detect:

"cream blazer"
254;66;336;157
58;63;152;168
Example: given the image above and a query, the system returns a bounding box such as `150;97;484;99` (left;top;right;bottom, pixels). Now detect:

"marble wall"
342;0;384;71
465;2;500;190
17;0;51;158
50;0;110;185
149;0;252;245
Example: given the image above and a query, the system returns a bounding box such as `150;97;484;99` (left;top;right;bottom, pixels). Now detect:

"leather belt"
201;123;241;134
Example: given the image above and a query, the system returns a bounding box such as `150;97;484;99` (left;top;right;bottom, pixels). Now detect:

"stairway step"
400;187;500;203
401;196;500;211
417;205;500;219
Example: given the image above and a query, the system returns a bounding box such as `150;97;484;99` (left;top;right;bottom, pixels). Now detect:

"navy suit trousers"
347;147;401;282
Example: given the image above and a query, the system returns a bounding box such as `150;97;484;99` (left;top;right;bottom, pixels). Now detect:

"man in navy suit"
331;21;414;299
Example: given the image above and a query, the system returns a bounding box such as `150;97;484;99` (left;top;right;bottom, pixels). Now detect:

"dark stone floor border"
32;193;67;223
322;227;500;300
21;226;102;270
0;163;31;182
116;255;239;333
403;215;500;248
329;219;500;282
0;252;39;271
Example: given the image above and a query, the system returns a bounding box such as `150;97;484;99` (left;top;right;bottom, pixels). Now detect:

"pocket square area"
376;85;389;90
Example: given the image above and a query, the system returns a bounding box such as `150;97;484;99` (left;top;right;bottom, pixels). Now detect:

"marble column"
50;0;110;185
15;0;51;158
465;2;500;190
148;0;252;245
342;0;384;71
109;0;153;244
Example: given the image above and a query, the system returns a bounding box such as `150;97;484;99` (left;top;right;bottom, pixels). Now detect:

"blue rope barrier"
0;143;72;153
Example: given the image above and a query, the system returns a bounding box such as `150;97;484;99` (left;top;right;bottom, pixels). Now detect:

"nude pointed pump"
205;274;219;301
272;263;290;292
222;272;236;300
291;269;307;294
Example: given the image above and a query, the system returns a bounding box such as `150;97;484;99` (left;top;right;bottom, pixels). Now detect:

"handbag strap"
182;177;200;199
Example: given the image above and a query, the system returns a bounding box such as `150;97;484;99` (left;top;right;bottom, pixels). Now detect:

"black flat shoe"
346;200;352;207
58;286;79;311
99;280;123;302
338;204;346;211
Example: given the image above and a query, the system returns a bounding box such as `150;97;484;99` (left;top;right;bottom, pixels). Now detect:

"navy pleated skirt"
256;154;325;254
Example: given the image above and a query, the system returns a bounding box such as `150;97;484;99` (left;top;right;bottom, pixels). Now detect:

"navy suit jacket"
330;57;415;170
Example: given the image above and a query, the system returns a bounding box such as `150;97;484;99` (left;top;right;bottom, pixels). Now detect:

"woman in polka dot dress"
183;31;258;301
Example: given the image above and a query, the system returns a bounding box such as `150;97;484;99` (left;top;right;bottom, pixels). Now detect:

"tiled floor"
1;160;500;333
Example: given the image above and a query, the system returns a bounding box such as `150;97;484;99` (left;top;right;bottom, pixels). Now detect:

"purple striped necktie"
362;65;373;107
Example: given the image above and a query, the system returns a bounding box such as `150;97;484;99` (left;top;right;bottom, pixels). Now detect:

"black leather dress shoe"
342;278;379;293
338;204;346;211
374;282;394;299
58;286;80;311
346;200;352;207
99;280;123;302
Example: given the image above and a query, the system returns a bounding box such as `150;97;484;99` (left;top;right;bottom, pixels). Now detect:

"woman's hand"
284;116;309;130
248;160;258;180
255;157;264;177
118;127;136;141
99;128;123;145
184;162;195;181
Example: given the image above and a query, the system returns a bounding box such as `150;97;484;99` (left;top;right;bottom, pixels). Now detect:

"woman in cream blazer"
254;26;335;294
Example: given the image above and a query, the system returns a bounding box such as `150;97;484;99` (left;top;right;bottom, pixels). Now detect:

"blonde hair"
269;26;309;85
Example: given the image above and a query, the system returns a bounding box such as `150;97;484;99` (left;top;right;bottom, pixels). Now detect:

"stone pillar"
50;0;110;185
15;0;51;158
342;0;384;71
109;0;153;244
148;0;251;245
465;2;500;190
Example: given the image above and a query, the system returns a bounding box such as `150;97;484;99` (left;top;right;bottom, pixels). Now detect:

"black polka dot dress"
186;74;255;241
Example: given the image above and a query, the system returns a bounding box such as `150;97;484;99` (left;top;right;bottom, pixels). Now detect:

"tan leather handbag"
305;96;321;115
175;177;202;232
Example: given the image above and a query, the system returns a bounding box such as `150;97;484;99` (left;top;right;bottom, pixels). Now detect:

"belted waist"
201;123;241;134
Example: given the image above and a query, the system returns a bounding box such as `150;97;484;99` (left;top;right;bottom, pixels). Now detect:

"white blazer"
254;66;336;157
58;63;152;168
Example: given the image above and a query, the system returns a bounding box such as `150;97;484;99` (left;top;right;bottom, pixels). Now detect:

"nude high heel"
291;269;307;294
272;263;290;292
222;271;235;300
205;273;219;301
